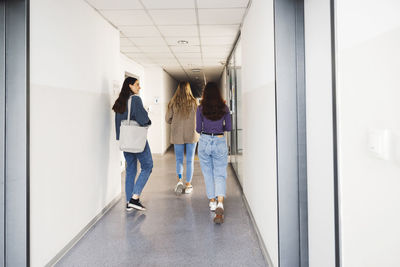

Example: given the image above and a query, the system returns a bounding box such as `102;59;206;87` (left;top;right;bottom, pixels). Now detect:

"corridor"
56;149;267;267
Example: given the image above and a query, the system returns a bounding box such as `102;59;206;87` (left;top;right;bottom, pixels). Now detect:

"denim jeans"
198;135;228;199
123;141;153;202
174;143;197;183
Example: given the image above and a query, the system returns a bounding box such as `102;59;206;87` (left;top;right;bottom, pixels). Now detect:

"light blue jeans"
123;141;153;202
198;135;228;199
174;143;197;183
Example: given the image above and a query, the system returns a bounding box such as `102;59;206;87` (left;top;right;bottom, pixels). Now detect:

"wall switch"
154;97;160;104
367;129;390;160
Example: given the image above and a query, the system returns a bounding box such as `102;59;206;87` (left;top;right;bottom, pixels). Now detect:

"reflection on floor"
56;149;267;267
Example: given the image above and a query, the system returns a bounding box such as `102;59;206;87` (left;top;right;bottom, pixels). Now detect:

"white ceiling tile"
158;25;199;37
154;60;181;66
199;25;239;37
201;46;230;53
124;53;150;59
198;8;246;25
175;53;202;59
147;52;175;59
119;26;160;37
149;9;197;25
196;0;249;8
142;0;195;9
120;37;135;46
201;36;235;45
170;45;201;53
165;37;200;46
202;61;223;67
121;46;141;53
129;37;167;46
164;66;185;73
86;0;143;10
138;46;171;52
100;10;153;26
179;59;203;66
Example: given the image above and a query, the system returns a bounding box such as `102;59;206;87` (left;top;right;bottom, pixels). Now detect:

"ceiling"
85;0;250;86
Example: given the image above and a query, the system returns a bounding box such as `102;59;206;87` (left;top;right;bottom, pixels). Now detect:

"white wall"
335;1;400;266
241;0;278;265
30;0;124;266
144;67;177;154
304;1;336;266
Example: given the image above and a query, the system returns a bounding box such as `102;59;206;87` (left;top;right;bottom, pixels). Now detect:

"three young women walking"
196;82;232;224
166;81;199;195
113;77;153;211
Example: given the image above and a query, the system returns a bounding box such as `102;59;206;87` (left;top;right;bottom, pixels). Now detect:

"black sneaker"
126;203;133;212
128;198;146;211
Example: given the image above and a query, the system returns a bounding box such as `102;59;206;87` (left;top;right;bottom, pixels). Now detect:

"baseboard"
229;164;274;267
242;193;274;267
45;193;122;267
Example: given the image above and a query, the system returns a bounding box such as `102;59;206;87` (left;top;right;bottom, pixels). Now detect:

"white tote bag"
119;96;149;153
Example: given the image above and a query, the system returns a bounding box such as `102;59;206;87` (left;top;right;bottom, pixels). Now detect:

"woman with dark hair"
196;82;232;224
166;81;199;195
113;77;153;211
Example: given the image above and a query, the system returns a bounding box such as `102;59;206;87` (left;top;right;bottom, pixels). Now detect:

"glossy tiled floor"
56;149;267;267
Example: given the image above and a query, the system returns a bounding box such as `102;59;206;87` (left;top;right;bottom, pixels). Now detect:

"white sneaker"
184;185;193;194
174;180;184;195
209;201;217;211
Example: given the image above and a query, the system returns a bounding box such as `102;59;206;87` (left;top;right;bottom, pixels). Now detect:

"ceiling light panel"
119;25;160;37
149;9;197;25
170;45;201;53
100;10;153;26
199;25;239;37
129;37;167;46
196;0;249;8
201;36;236;45
142;0;195;9
198;8;246;25
86;0;143;10
158;25;199;37
165;37;200;46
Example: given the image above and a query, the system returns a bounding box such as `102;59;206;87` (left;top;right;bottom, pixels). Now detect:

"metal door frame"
1;0;30;265
274;0;308;266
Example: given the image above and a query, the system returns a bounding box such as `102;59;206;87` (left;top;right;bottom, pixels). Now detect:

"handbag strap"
127;96;132;123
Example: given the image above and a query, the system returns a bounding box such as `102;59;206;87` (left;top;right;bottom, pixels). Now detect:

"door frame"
1;0;30;265
274;0;309;266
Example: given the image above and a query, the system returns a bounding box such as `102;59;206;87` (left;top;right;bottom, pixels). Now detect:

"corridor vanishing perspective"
2;0;400;266
56;150;267;267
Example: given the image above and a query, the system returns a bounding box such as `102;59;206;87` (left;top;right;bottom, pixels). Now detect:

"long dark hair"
200;82;226;121
112;77;137;114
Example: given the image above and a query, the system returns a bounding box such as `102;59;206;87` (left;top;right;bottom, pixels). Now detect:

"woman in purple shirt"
196;82;232;224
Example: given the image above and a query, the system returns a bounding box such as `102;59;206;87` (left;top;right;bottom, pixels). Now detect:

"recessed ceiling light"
192;69;201;72
177;40;189;45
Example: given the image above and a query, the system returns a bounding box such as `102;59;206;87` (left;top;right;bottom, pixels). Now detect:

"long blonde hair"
168;81;197;118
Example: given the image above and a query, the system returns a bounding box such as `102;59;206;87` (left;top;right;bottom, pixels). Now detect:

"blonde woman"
166;81;199;195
